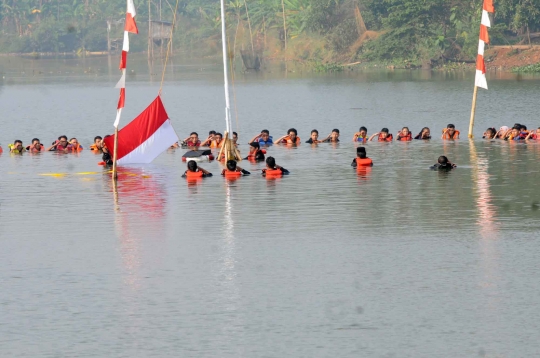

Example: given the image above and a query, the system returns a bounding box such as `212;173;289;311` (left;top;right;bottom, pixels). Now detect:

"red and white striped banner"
114;0;138;128
475;0;494;90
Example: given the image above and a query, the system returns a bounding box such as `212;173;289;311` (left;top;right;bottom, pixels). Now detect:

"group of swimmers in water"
1;122;535;177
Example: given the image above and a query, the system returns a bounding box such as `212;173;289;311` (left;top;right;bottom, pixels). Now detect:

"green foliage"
511;63;540;72
0;0;539;65
311;61;344;72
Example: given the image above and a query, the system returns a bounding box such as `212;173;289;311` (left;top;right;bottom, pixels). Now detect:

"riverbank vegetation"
1;0;540;69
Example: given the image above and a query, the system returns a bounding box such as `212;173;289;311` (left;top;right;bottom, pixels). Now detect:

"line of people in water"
2;122;538;154
181;145;455;180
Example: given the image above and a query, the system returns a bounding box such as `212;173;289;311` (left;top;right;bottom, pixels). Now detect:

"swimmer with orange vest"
305;129;322;144
244;142;266;161
275;128;301;145
441;124;460;140
182;160;213;179
351;147;373;168
430;156;456;170
221;160;250;178
262;156;289;178
368;128;393;142
396;127;413;141
25;138;45;152
90;136;103;151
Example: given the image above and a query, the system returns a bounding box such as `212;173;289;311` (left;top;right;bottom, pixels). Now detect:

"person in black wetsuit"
430;156;456;170
101;135;113;166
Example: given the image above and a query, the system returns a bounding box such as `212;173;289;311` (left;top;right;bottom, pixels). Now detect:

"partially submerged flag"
104;96;179;164
475;0;495;90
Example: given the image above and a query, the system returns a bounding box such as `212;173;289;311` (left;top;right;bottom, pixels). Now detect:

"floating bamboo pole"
468;85;479;139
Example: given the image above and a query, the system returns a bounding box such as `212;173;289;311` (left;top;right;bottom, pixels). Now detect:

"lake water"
1;55;540;357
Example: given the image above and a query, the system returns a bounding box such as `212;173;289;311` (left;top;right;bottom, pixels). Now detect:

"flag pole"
112;127;119;179
468;85;478;139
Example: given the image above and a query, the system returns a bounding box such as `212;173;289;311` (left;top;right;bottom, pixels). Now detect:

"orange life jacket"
265;168;283;177
90;144;100;151
397;133;412;141
186;170;204;179
210;140;222;148
247;149;267;160
68;144;83;151
356;158;373;167
378;134;393;142
224;170;242;178
0;146;3;153
284;136;300;144
443;130;460;139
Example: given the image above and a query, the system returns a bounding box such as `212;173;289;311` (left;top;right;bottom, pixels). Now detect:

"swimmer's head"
32;138;41;145
359;126;367;136
421;127;430;136
401;127;410;135
14;140;23;149
187;160;198;172
310;129;319;141
208;130;216;136
357;146;366;158
233;132;238;142
93;136;102;145
438;156;449;166
331;128;340;139
266;156;276;169
226;160;237;171
215;133;223;142
249;142;260;152
520;125;527;131
288;128;298;140
380;128;389;138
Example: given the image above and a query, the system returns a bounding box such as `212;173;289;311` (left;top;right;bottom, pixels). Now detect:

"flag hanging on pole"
475;0;495;90
104;96;179;164
114;0;138;128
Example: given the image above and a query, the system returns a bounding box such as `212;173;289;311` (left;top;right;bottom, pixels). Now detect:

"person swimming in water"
414;127;431;140
221;160;251;176
442;124;460;140
368;128;393;142
249;129;273;145
352;126;368;143
244;142;266;161
525;127;540;140
483;128;497;140
9;140;25;153
320;128;340;143
351;147;373;168
182;160;212;178
262;156;290;177
90;136;103;151
47;135;70;152
26;138;45;152
396;127;413;141
275;128;301;145
430;156;456;170
305;129;322;144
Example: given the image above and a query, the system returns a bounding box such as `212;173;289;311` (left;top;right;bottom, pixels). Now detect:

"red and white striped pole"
113;0;138;178
469;0;494;138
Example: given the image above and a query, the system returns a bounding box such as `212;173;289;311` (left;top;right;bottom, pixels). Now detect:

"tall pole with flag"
469;0;494;139
113;0;139;179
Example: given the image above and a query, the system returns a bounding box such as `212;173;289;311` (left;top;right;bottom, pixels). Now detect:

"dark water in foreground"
1;56;540;357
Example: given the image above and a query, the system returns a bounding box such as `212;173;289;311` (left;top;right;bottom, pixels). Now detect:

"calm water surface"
1;56;540;357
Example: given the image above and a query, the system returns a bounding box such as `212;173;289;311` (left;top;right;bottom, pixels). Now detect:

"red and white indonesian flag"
104;96;179;164
475;0;494;90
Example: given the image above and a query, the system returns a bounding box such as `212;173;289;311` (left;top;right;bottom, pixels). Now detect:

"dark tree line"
1;0;539;63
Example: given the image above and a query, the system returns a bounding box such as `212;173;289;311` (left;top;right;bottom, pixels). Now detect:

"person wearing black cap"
244;142;265;161
351;147;373;168
430;156;456;170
